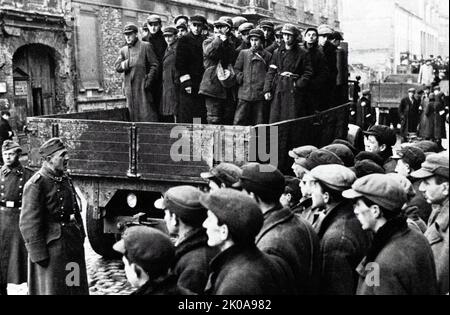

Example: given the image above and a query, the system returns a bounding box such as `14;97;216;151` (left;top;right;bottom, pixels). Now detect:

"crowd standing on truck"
0;14;449;296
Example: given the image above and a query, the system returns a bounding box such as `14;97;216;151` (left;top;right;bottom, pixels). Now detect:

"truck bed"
26;104;350;182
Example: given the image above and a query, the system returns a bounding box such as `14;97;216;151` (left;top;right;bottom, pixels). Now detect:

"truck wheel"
86;207;121;259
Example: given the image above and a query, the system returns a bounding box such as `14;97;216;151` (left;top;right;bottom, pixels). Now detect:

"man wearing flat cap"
200;162;242;191
113;226;191;295
154;186;217;294
160;26;180;122
174;15;189;28
265;24;283;54
143;15;167;115
343;174;438;295
317;24;338;109
176;22;188;38
19;138;88;295
399;87;421;141
175;15;207;123
200;188;288;295
199;16;239;125
264;24;313;122
259;20;275;50
115;23;159;122
308;164;371;295
235;22;254;54
411;153;449;295
363;125;397;172
235;163;320;295
0;141;32;295
301;27;329;112
352;89;375;131
233;28;272;125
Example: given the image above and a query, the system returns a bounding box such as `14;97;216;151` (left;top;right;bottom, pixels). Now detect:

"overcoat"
115;39;159;122
19;165;89;295
399;96;421;136
161;40;180;116
0;164;33;285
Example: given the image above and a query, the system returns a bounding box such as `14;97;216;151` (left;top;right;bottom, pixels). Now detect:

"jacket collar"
1;163;23;177
256;204;294;243
40;165;67;182
209;244;255;273
131;274;177;295
317;200;352;238
174;228;208;262
432;198;449;232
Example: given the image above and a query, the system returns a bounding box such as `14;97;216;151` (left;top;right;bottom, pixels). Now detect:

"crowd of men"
115;14;345;125
0;124;447;295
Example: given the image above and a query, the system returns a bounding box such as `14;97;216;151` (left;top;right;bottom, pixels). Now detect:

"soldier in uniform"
19;138;89;295
0;141;32;295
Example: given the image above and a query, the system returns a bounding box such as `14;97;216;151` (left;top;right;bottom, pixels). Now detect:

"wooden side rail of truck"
25;104;350;257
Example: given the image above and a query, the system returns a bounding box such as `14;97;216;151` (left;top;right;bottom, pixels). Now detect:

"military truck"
24;104;350;258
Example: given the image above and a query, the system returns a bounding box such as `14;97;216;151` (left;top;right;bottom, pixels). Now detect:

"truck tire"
86;207;121;259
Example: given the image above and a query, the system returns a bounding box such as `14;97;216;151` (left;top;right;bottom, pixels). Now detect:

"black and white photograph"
0;0;448;299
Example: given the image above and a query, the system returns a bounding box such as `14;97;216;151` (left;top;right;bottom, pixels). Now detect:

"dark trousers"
233;99;267;126
178;91;206;124
205;94;236;125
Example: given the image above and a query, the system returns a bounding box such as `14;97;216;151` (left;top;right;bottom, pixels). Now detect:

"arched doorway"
12;44;57;130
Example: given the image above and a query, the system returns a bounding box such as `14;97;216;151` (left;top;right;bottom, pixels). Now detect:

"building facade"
0;0;75;131
1;0;341;127
340;0;444;78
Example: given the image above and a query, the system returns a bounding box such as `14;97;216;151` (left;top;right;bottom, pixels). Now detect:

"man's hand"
185;87;192;94
264;92;272;101
37;258;49;268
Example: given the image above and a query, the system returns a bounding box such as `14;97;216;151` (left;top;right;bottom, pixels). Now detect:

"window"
76;9;102;91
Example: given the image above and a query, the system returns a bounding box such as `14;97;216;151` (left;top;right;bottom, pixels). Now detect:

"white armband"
180;74;191;83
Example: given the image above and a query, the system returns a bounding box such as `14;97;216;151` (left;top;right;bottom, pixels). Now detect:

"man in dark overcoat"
155;186;217;294
115;23;159;122
352;89;376;131
0;141;32;295
301;27;330;113
318;24;338;110
263;24;313;123
175;15;207;124
399;88;421;141
234;163;321;295
0;111;14;163
19;138;89;295
142;15;167;112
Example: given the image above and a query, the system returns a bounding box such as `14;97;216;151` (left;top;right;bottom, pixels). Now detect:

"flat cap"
363;125;397;147
289;145;318;159
392;146;426;171
317;24;333;35
214;16;233;28
259;20;275;30
2;140;21;153
247;28;264;39
322;144;355;167
199;188;263;244
332;139;360;155
176;22;188;31
362;89;371;96
355;151;384;167
155;186;206;227
274;24;283;35
408;88;416;93
410;153;449;179
281;24;299;36
385;173;416;199
147;14;162;24
162;26;178;36
351;159;385;178
200;163;243;187
233;163;285;199
304;27;318;36
329;31;344;40
343;174;408;212
190;15;207;25
238;22;255;33
310;164;356;191
174;15;189;26
433;86;441;91
297;149;344;170
39;137;66;157
123;23;138;34
410;140;440;153
113;226;174;277
232;16;248;29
